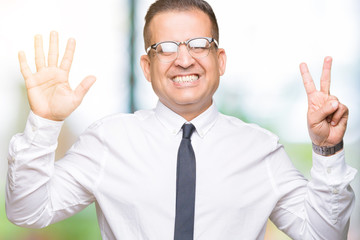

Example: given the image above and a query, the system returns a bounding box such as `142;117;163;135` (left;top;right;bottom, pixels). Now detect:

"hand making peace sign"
18;31;96;121
300;56;348;147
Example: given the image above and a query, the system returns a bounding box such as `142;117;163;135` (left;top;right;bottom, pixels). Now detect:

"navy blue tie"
174;123;196;240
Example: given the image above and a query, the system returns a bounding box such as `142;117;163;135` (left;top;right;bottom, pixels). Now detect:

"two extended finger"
300;56;333;97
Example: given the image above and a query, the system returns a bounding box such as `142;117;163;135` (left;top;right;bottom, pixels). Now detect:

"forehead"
149;9;212;43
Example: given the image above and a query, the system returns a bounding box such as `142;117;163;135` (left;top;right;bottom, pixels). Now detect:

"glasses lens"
188;38;211;58
156;42;178;62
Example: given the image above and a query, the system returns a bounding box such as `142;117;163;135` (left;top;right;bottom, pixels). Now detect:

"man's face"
140;9;226;120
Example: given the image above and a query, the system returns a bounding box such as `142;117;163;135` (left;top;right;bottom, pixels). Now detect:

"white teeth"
173;75;199;83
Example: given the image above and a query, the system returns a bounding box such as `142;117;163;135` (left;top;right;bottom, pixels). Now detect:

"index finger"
299;62;316;96
60;38;76;72
320;56;332;95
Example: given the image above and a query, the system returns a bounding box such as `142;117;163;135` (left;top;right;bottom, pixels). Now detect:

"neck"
161;100;213;121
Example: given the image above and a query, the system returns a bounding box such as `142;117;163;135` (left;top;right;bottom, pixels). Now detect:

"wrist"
312;140;343;156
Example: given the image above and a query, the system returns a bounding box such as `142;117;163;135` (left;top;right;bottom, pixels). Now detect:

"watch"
312;140;343;156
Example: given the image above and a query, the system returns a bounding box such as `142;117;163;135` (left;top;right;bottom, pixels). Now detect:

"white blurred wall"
0;0;129;178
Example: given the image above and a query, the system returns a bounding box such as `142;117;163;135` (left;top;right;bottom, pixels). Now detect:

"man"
6;0;356;239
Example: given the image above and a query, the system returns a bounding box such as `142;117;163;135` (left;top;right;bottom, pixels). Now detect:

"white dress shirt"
6;101;357;240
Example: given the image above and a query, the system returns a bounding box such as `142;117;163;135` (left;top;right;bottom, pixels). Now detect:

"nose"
174;44;195;68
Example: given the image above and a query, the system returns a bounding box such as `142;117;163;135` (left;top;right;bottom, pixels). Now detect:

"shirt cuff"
312;149;357;186
23;111;64;147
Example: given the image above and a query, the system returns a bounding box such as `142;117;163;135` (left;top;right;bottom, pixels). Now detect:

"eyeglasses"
146;37;218;63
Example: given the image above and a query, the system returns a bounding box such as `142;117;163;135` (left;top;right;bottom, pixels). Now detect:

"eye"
188;38;210;53
157;42;178;56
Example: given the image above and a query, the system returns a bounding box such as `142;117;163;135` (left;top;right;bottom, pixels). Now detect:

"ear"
217;48;227;76
140;54;152;82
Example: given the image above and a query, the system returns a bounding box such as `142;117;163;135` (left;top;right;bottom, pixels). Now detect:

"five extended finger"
18;51;32;80
60;38;76;72
48;31;59;67
320;56;332;95
300;62;316;96
34;35;46;71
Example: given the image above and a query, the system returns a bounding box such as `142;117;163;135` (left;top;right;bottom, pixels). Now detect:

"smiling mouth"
172;75;199;83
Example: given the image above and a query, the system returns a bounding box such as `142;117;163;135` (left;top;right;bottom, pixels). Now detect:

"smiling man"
6;0;356;240
140;8;226;121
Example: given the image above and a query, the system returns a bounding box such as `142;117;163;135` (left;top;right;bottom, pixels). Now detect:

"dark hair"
143;0;219;50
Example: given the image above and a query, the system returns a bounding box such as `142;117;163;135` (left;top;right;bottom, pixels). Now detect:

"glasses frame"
146;37;219;63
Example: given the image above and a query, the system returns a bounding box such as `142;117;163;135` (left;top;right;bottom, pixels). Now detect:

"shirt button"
32;126;38;132
332;188;339;194
327;167;332;174
8;156;15;164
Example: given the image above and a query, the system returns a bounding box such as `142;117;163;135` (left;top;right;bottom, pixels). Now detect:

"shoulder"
217;113;280;149
86;108;155;131
74;108;156;147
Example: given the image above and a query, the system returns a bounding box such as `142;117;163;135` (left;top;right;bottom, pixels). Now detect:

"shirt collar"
154;101;219;138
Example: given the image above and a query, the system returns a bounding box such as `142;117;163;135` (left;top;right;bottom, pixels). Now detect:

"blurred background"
0;0;359;239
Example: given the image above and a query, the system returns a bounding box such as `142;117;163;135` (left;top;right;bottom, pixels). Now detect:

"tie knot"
182;123;195;139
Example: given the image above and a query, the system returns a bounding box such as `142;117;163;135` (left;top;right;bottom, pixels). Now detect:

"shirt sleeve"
269;144;357;240
5;111;101;228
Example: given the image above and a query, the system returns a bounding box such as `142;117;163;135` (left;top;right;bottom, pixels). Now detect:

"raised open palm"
300;57;348;147
19;31;96;121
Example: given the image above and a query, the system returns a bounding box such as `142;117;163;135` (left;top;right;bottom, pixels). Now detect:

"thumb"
74;75;96;104
310;100;339;125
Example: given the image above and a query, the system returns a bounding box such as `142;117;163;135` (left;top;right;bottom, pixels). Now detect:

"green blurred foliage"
0;200;101;240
